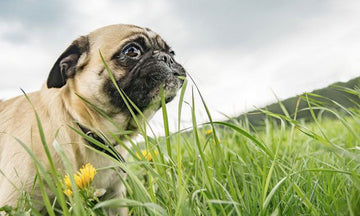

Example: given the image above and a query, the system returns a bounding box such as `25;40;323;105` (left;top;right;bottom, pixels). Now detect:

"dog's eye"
123;45;141;58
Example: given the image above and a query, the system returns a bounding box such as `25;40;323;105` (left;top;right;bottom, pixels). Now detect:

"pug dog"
0;24;186;215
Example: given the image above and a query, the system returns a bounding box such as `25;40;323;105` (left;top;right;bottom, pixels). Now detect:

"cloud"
1;0;360;134
0;36;52;96
173;0;360;123
0;0;69;27
68;0;188;47
167;0;329;50
0;0;75;46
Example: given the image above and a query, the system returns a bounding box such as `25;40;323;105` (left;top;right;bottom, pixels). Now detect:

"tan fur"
0;24;173;215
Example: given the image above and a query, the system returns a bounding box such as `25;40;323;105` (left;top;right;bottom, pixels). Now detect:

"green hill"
235;77;360;127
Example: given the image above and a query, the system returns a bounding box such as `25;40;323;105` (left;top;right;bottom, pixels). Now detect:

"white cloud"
0;21;55;98
1;0;360;135
148;0;360;134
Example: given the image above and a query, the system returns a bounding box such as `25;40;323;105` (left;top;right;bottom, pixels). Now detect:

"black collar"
77;123;126;164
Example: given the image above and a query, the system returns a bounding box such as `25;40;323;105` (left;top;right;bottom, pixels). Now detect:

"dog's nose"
153;51;186;77
156;52;175;67
172;68;186;77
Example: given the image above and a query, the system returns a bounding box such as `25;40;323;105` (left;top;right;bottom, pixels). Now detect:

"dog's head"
47;24;186;117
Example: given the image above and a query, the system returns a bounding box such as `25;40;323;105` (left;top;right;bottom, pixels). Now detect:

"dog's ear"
47;36;89;88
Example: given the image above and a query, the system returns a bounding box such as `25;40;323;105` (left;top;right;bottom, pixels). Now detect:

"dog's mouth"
104;61;186;113
126;72;184;111
148;74;184;101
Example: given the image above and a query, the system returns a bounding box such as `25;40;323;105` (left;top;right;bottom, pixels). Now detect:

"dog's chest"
95;167;121;186
90;156;126;197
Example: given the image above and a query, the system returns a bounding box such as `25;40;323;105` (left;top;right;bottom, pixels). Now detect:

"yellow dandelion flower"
136;150;159;161
62;163;97;194
75;163;97;189
205;129;213;135
64;188;73;197
63;174;73;196
63;174;72;188
74;174;83;189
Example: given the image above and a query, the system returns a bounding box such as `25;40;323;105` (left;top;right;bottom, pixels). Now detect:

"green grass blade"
211;121;274;158
21;90;69;215
262;177;287;210
293;182;319;216
34;166;55;216
160;86;172;159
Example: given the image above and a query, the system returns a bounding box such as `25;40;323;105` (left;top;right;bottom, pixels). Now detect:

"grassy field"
121;89;360;216
1;77;360;215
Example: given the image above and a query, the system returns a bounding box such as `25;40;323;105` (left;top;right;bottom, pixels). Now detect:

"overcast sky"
1;0;360;134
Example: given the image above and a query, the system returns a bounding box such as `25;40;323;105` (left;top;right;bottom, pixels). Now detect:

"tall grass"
1;70;360;215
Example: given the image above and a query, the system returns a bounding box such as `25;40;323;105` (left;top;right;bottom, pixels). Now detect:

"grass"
1;70;360;215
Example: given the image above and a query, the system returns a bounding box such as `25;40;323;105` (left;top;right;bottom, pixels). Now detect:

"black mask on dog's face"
103;37;186;112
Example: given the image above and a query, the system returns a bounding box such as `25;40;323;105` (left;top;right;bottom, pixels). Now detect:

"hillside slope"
236;77;360;127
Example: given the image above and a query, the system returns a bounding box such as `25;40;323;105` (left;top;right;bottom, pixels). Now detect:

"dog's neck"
77;123;126;164
53;86;132;139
